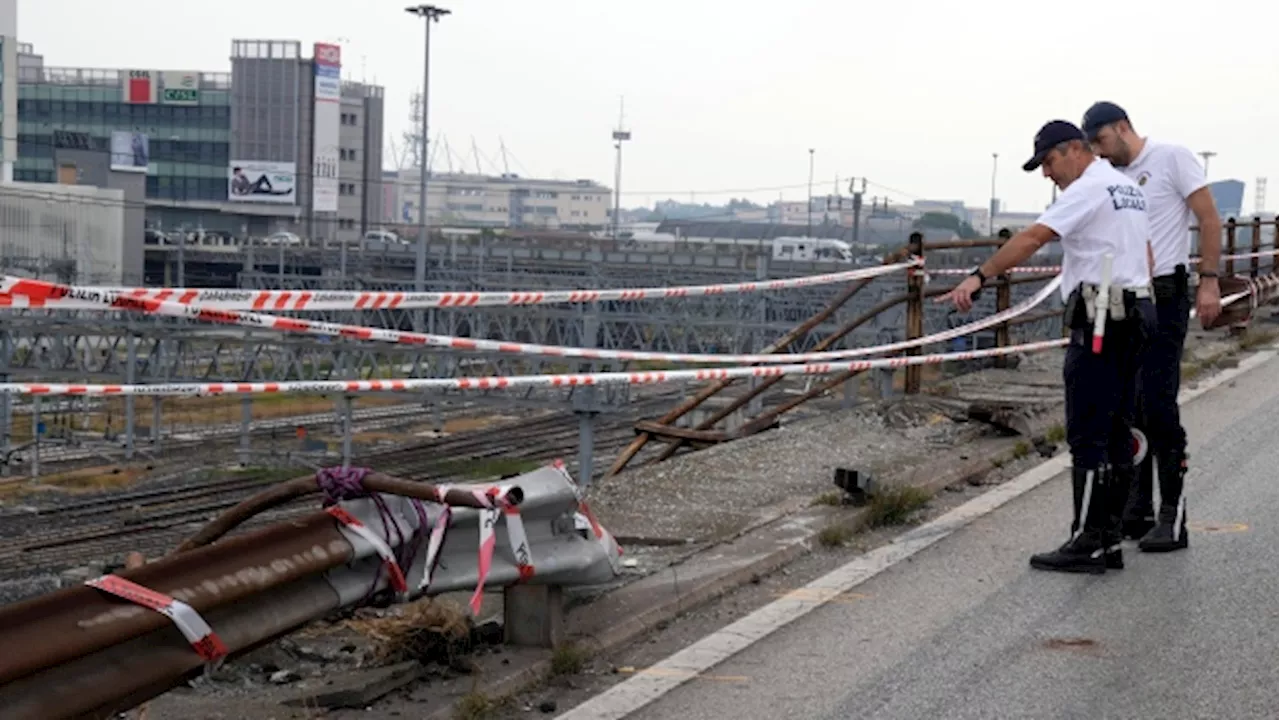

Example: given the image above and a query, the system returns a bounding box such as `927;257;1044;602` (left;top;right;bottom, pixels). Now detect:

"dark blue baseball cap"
1021;120;1087;172
1081;101;1129;140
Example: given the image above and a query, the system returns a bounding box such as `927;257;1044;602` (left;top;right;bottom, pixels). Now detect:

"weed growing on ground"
549;643;589;676
454;691;495;720
817;523;855;548
864;485;931;529
811;491;843;507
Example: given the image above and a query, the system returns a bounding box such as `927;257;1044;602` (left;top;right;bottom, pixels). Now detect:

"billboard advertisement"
109;131;149;173
122;70;158;104
311;42;342;213
228;161;297;204
161;71;200;105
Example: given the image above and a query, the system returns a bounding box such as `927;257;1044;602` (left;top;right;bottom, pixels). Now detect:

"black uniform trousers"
1127;267;1192;522
1062;290;1156;537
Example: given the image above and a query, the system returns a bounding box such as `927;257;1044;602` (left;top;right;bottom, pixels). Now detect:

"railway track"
0;398;672;581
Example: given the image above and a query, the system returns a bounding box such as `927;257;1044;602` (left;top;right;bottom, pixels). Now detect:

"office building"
0;181;127;285
13;39;384;250
387;170;611;232
1208;179;1245;219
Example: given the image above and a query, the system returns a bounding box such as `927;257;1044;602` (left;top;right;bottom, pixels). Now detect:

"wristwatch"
1199;270;1219;279
970;267;987;284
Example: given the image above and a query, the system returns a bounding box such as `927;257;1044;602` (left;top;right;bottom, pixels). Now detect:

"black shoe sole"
1105;553;1124;569
1139;540;1188;553
1029;559;1107;575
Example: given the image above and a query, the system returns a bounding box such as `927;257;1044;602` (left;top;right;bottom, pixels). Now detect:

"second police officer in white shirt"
1082;101;1223;553
940;120;1157;574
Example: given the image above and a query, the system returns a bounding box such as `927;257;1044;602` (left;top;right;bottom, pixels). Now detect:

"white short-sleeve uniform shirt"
1035;158;1152;301
1113;140;1207;278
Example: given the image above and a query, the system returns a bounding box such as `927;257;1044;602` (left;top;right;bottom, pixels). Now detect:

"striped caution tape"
0;337;1074;398
0;273;1062;365
426;483;528;617
0;261;915;311
85;574;228;666
325;505;410;600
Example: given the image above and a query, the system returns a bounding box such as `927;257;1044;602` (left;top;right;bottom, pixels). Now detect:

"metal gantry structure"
0;238;1067;481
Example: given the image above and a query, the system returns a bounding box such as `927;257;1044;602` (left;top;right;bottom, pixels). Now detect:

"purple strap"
315;466;434;600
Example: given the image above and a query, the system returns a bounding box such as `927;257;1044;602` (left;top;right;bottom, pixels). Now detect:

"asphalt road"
619;352;1279;720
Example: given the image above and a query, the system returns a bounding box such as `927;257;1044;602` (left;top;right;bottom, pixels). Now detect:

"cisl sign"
160;71;200;105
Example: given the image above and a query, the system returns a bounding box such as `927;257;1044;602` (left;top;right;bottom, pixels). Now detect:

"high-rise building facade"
14;39;383;246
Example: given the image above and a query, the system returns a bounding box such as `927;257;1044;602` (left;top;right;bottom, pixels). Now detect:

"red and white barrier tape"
919;250;1278;277
423;484;529;616
85;574;228;665
0;337;1074;398
0;262;915;311
325;505;410;600
0;273;1061;365
926;266;1062;276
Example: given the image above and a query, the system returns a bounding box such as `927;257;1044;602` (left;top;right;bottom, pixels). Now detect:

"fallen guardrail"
0;463;621;720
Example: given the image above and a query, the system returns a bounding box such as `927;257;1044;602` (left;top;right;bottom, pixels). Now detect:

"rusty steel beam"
647;291;913;464
1206;272;1279;330
0;512;352;688
0;575;338;720
644;272;1061;462
606;248;911;477
177;471;520;552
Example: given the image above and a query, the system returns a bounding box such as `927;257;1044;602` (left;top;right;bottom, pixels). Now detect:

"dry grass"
3;464;151;498
811;490;843;507
549;643;590;677
817;523;855;548
344;597;472;667
1238;328;1278;350
454;692;496;720
863;485;931;529
1044;423;1066;443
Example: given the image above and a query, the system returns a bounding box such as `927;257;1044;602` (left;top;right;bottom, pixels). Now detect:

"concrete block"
503;584;565;648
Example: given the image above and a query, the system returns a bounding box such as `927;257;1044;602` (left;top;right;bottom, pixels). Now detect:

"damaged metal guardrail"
0;463;621;720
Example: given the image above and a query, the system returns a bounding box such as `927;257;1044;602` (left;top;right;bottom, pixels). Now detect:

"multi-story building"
1208;179;1245;219
387;170;610;233
13;38;384;250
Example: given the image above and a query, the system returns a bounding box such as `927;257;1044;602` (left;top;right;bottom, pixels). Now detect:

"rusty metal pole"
0;513;352;688
605;249;908;477
646;293;912;463
904;232;925;394
1224;217;1237;277
0;574;340;720
993;229;1013;368
1250;216;1262;278
1273;219;1279;275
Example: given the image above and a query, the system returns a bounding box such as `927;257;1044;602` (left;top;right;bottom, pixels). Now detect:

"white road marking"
555;347;1278;720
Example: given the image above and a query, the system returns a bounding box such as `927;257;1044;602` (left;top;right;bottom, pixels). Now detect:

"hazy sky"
19;0;1280;215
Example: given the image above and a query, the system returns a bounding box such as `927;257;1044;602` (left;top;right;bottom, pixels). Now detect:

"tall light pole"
405;4;450;301
1198;150;1216;178
806;148;815;236
611;98;630;240
989;152;998;235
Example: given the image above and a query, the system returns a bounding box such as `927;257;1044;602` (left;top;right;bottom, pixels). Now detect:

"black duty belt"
1063;282;1151;330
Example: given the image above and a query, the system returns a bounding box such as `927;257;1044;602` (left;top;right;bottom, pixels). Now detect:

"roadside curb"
424;335;1274;718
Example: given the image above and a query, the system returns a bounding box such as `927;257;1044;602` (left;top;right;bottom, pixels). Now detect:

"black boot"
1104;462;1134;569
1032;466;1111;574
1121;450;1155;540
1139;454;1189;553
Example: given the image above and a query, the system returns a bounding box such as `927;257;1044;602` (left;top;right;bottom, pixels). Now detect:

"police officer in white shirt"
1082;102;1222;553
941;120;1156;574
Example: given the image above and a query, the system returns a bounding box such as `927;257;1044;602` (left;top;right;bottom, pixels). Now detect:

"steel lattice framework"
2;246;1064;407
